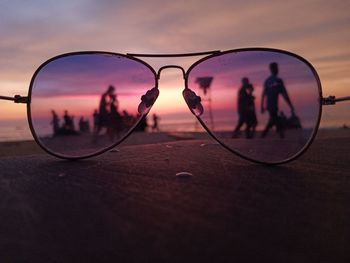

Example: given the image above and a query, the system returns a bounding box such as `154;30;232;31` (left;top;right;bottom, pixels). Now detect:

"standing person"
99;85;115;125
245;84;258;138
79;116;90;133
93;109;99;133
152;113;160;132
95;85;115;135
51;110;60;136
107;93;122;141
136;114;148;132
261;62;294;138
232;77;250;138
63;110;75;132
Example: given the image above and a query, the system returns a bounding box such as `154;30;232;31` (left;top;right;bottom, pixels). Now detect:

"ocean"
0;113;348;142
0;119;33;141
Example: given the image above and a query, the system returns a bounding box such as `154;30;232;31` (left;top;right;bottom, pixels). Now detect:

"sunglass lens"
29;53;156;158
187;50;321;163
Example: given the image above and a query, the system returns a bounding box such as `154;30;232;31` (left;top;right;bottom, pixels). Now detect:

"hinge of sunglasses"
321;95;350;105
0;95;29;104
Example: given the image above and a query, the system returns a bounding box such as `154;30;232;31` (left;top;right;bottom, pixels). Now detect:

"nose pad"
182;88;204;116
138;87;159;115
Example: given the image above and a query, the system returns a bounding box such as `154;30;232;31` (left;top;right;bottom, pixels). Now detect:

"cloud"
0;0;349;123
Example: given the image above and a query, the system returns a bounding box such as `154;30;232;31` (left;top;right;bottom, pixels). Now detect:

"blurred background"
0;0;349;141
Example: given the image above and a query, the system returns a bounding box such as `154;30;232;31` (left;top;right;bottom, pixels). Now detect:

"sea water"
0;119;33;141
0;114;348;142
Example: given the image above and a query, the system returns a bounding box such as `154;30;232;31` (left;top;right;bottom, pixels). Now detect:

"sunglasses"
1;48;349;164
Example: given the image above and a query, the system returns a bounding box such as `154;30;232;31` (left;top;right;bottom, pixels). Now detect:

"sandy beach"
0;129;349;262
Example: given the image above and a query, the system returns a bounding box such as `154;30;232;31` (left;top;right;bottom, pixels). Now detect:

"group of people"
50;85;161;140
50;62;294;140
51;110;91;136
92;85;123;140
233;62;299;139
92;85;161;140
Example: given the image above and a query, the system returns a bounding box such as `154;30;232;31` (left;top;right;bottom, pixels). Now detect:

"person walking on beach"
232;77;257;138
261;62;294;138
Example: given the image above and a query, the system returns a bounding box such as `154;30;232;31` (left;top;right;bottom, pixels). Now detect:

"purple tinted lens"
187;50;321;163
29;53;156;158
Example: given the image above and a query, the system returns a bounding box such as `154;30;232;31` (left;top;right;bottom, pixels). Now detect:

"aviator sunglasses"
1;48;349;164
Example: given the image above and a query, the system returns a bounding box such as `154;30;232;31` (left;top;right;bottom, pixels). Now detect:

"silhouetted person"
98;85;115;127
107;94;122;141
136;114;148;132
152;113;160;132
233;78;257;138
93;109;99;133
63;110;75;131
95;85;116;136
79;116;90;133
245;84;258;138
286;112;302;129
261;62;294;138
277;111;287;134
51;110;60;136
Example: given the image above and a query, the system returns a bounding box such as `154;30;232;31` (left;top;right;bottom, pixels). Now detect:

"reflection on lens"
187;50;321;163
29;53;156;158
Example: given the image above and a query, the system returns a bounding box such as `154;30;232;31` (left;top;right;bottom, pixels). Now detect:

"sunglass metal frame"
2;47;348;164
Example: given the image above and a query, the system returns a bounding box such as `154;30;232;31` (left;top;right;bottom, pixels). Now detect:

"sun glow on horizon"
0;0;349;134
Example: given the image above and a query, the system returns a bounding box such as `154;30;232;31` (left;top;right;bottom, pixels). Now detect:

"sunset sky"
0;0;349;129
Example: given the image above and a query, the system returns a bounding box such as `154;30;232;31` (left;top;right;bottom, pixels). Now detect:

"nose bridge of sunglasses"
157;65;204;116
154;65;204;117
156;65;186;80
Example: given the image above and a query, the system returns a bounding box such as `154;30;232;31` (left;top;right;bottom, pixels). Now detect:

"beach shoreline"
0;128;349;156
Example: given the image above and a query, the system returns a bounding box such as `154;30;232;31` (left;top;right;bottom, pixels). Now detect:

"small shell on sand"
200;142;220;147
175;172;193;178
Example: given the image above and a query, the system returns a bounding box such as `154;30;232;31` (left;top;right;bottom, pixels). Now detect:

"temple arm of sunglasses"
321;96;350;105
0;95;28;103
